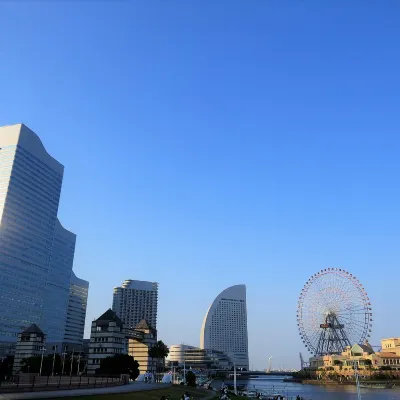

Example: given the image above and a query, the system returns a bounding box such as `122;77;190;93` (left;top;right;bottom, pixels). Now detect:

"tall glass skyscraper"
0;124;88;347
112;280;158;329
200;284;249;370
65;272;89;345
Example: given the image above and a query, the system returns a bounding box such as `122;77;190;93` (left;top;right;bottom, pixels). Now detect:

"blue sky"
1;1;400;369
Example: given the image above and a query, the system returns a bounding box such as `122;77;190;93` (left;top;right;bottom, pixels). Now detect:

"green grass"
47;386;211;400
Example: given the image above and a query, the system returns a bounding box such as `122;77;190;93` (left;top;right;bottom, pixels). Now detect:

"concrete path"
0;382;171;400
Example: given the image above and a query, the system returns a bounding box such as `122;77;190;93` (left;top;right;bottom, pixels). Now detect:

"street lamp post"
70;349;75;376
77;352;81;375
183;353;186;382
233;363;237;395
52;345;57;376
353;360;362;400
39;345;46;376
62;346;68;375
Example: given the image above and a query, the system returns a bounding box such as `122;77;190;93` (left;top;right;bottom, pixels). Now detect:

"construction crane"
299;352;309;370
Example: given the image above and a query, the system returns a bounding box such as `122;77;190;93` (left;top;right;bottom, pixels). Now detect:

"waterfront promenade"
0;382;170;400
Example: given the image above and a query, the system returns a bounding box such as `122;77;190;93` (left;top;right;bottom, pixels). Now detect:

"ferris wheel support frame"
315;313;351;355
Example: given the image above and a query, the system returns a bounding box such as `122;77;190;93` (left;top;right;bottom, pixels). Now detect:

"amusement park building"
309;339;400;374
381;337;400;355
200;284;249;370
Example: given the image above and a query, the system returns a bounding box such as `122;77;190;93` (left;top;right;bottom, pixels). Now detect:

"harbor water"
212;377;400;400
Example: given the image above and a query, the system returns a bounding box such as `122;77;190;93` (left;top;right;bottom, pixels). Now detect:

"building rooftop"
21;324;44;336
135;319;155;331
377;352;400;358
96;309;124;327
116;280;158;291
358;344;374;354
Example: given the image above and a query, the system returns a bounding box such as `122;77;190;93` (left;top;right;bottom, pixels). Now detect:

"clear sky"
1;1;400;370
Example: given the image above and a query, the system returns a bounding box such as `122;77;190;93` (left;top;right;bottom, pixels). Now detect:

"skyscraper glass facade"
0;124;88;346
64;272;89;345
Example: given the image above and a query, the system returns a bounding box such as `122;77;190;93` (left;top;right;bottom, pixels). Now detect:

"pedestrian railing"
0;375;126;393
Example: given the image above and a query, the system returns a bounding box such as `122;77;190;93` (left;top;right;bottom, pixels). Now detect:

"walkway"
0;382;170;400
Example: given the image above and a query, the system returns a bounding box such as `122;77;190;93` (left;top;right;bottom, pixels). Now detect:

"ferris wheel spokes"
297;268;372;356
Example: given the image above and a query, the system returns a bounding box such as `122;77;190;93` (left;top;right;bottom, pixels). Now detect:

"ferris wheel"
297;268;372;356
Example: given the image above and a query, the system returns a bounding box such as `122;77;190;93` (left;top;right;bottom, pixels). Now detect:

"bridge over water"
228;371;295;377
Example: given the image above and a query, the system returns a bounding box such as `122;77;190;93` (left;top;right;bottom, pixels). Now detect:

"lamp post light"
233;363;237;395
51;345;57;376
62;346;68;375
77;352;82;375
70;349;75;376
39;345;46;376
183;351;186;382
353;360;362;400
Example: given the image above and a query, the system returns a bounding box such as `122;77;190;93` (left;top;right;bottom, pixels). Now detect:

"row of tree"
0;340;169;380
19;353;85;376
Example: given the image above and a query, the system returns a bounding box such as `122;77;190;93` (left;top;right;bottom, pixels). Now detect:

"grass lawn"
47;385;212;400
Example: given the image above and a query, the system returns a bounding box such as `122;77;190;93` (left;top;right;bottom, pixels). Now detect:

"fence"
0;375;127;393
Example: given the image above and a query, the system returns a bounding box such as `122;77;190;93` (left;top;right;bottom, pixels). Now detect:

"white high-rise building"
0;124;88;348
200;284;249;370
112;280;158;329
166;344;197;366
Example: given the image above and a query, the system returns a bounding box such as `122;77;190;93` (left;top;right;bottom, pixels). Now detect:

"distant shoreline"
301;379;400;386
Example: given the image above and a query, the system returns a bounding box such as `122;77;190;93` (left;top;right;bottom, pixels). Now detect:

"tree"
186;370;196;387
148;341;169;377
364;359;373;378
20;356;43;374
98;354;139;380
0;356;14;380
20;354;68;376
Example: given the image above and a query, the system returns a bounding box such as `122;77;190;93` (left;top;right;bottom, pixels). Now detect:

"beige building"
309;338;400;376
128;320;157;375
87;310;160;376
87;309;126;375
381;338;400;355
